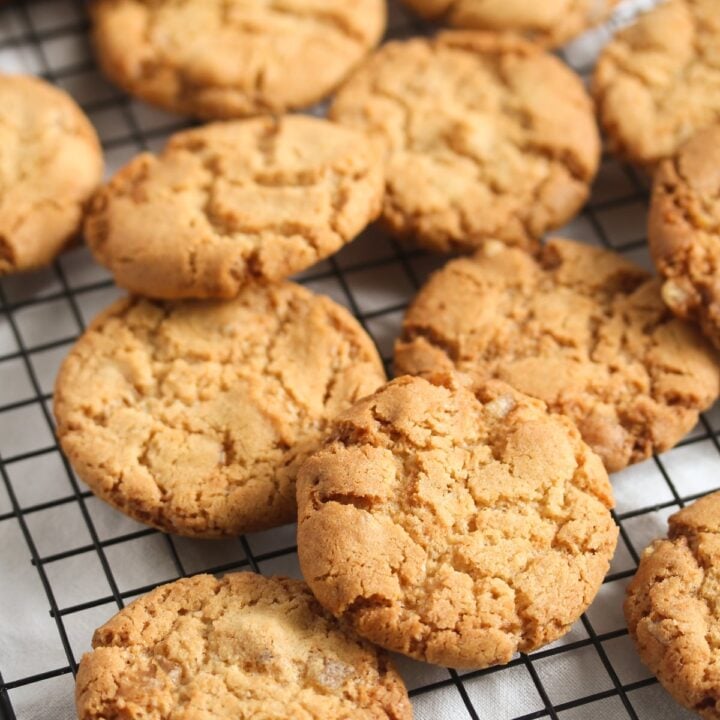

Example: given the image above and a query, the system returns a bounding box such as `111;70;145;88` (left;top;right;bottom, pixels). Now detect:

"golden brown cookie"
297;374;618;669
330;32;600;254
399;0;619;48
649;125;720;351
76;573;412;720
54;284;385;538
625;492;720;719
593;0;720;169
85;116;384;299
0;74;103;275
90;0;386;120
395;238;720;473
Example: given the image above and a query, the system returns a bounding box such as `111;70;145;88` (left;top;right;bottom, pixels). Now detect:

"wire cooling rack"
0;1;712;718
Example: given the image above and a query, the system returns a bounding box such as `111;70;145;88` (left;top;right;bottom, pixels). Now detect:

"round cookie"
649;125;720;350
330;32;600;254
395;238;720;473
399;0;619;48
297;374;618;669
0;74;102;275
54;283;386;537
76;573;413;720
625;492;720;719
90;0;386;120
593;0;720;168
85;116;384;299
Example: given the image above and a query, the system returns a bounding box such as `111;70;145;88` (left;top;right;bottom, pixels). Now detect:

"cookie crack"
265;1;368;45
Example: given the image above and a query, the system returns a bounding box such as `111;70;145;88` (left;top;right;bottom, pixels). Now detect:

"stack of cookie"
2;0;720;718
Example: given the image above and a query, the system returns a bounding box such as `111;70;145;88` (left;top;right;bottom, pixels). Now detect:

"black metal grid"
0;1;710;718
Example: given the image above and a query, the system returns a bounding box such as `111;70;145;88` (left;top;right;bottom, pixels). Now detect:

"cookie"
297;374;618;668
76;573;412;720
395;238;720;473
649;125;720;351
0;74;102;275
400;0;619;48
625;492;720;719
54;284;385;537
85;116;384;299
90;0;386;120
593;0;720;168
330;32;600;254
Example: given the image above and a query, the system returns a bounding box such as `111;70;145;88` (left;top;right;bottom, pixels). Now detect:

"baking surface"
0;1;709;719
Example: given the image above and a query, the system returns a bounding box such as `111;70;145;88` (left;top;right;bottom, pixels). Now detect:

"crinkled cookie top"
85;116;384;299
76;573;412;720
0;74;102;274
298;374;617;668
54;284;385;537
91;0;386;119
594;0;720;167
400;0;618;47
331;32;600;253
396;237;720;472
625;491;720;720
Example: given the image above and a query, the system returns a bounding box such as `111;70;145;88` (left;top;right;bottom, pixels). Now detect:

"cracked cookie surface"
90;0;386;119
395;238;720;473
297;374;618;668
649;125;720;350
76;573;412;720
0;74;102;275
85;116;385;299
54;284;386;537
330;32;600;254
399;0;618;48
625;492;720;719
593;0;720;168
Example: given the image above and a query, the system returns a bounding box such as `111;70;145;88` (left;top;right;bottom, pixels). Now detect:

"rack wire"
0;1;709;718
